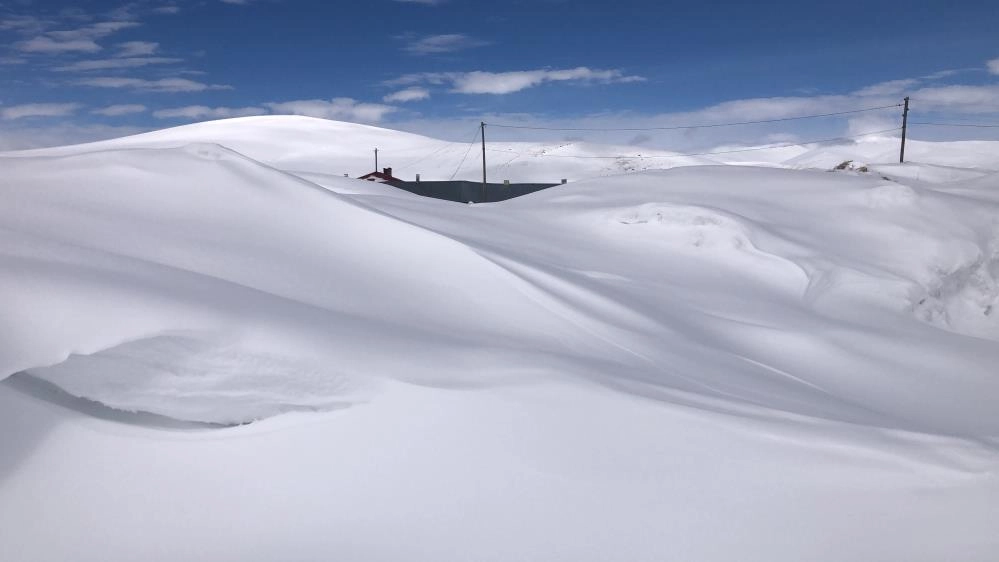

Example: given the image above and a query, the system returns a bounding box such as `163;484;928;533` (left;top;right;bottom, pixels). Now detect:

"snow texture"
2;116;998;561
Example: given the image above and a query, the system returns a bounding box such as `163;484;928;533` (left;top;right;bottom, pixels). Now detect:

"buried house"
359;167;563;204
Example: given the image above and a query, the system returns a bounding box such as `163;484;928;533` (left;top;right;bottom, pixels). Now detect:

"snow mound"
5;141;999;431
7;116;710;182
912;229;999;340
4;119;999;561
1;142;626;423
25;334;363;425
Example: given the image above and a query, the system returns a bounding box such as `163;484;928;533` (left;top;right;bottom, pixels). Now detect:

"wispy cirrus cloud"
92;104;148;117
116;41;159;57
384;87;430;103
76;77;232;93
454;68;645;94
54;57;182;72
390;67;645;95
1;103;81;120
911;84;999;113
0;15;52;34
17;36;102;53
851;79;919;97
153;105;267;119
266;98;398;122
404;33;489;55
150;98;398;123
16;20;140;53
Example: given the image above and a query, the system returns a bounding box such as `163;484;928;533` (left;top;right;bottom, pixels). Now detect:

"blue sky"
1;0;998;149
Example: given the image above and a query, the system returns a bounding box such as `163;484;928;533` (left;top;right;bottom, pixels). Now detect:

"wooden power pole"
480;122;487;202
374;147;379;171
899;97;910;163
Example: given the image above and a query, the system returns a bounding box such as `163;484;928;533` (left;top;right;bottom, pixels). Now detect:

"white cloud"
690;95;851;122
384;87;430;103
388;67;645;95
55;57;182;72
911;84;999;113
153;105;267;119
923;68;966;80
451;67;645;94
405;33;489;55
387;72;454;87
92;104;148;116
634;82;999;126
852;79;918;97
383;74;999;152
57;20;142;39
152;99;400;123
266;98;398;122
77;77;232;93
16;21;141;53
988;58;999;75
0;15;50;34
844;114;901;137
1;103;81;120
153;6;181;15
116;41;159;57
18;36;101;53
47;21;140;40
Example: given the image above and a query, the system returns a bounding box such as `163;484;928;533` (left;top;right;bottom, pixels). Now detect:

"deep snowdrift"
2;116;998;562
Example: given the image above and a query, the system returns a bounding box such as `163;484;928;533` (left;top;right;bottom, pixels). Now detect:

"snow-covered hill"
2;116;999;562
10;115;997;181
6;115;716;181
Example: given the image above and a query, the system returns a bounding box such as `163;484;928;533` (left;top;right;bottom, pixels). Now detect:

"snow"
2;116;999;561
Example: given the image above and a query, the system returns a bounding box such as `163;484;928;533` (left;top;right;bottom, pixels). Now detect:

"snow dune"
2;116;998;561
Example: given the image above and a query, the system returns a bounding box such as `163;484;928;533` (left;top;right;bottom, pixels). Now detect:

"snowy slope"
2;116;999;562
11;115;995;180
778;136;999;172
5;115;716;182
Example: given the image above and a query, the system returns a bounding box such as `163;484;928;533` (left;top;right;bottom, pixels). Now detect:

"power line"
449;126;480;180
483;127;902;160
395;140;457;172
911;122;999;128
680;128;902;158
486;104;903;132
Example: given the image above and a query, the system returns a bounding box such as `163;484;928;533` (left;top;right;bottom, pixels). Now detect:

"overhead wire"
395;139;459;172
910;122;999;128
449;126;480;180
481;127;903;160
390;100;998;174
486;104;903;132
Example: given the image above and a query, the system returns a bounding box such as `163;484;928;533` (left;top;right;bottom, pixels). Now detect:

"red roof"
358;171;398;182
358;168;401;184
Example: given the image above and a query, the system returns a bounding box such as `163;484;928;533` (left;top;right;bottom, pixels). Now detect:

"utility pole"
899;97;910;163
480;122;487;202
374;148;379;171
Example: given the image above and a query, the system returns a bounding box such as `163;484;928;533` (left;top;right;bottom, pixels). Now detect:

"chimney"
416;173;421;183
383;167;392;177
